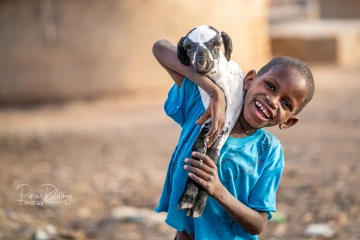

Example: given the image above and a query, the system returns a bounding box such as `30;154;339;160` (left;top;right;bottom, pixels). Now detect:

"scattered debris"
84;223;99;238
301;212;314;223
273;223;287;237
305;223;335;238
269;211;287;223
110;206;166;226
33;224;56;240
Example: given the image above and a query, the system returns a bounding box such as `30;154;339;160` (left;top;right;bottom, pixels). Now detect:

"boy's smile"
238;66;307;133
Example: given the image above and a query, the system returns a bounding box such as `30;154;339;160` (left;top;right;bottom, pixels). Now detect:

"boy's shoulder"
259;129;284;168
226;129;283;158
260;129;282;146
242;128;282;148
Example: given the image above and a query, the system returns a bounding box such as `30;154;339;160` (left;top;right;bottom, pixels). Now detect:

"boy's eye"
266;82;274;91
282;100;291;109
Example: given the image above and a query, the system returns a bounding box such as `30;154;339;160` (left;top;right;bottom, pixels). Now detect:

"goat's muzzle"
196;58;207;71
194;47;213;75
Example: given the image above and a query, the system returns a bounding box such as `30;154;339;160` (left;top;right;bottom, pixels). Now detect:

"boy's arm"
184;152;268;235
152;39;226;147
153;50;185;87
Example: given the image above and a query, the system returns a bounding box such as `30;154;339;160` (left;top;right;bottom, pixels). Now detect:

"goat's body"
176;25;244;218
196;54;244;159
179;56;244;218
199;54;244;137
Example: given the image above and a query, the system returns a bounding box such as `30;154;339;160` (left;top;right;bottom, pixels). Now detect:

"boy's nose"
266;95;278;109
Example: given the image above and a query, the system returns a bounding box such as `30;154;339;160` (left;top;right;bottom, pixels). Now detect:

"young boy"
152;39;315;240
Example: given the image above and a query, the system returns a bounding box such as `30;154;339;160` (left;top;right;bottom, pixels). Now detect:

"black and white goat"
177;25;244;218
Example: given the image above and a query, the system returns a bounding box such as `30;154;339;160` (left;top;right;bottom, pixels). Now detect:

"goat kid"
177;25;245;218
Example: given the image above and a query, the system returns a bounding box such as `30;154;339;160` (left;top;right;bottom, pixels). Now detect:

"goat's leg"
178;125;209;210
186;185;208;218
187;136;222;218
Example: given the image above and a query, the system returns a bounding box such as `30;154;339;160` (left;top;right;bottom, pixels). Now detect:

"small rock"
304;223;335;238
273;223;287;237
111;206;140;222
301;212;313;223
84;223;99;238
269;211;287;224
58;231;76;240
78;207;91;218
110;206;166;225
337;211;348;225
33;224;57;240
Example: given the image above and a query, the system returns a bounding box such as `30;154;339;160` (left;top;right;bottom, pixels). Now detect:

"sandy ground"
0;66;359;239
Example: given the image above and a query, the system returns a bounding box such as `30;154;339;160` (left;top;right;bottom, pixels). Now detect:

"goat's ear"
177;36;190;66
221;31;233;61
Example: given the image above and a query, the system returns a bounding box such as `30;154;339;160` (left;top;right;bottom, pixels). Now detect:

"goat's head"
177;25;233;75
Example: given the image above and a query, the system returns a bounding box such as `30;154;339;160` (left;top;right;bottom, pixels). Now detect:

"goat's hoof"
188;201;205;218
186;208;202;218
178;196;195;210
178;201;193;210
186;208;194;217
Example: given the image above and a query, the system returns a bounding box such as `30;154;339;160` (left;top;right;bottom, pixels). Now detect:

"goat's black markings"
207;25;220;35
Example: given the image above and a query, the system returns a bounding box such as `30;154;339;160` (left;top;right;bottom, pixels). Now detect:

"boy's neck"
230;111;257;138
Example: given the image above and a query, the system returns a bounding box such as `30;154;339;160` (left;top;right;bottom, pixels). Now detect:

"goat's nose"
197;58;205;65
197;50;204;57
196;59;206;69
196;46;206;56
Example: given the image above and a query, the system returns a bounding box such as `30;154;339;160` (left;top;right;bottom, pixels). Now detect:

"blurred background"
0;0;359;239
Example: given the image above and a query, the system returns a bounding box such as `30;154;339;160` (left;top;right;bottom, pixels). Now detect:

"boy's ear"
243;69;257;91
279;116;299;130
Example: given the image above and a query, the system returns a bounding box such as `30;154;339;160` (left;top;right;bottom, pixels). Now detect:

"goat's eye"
214;42;222;47
184;44;191;50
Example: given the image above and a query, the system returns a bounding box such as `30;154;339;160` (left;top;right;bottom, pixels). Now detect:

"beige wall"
0;0;271;104
319;0;360;19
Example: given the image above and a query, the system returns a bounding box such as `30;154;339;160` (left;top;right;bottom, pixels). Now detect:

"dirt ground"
0;66;359;240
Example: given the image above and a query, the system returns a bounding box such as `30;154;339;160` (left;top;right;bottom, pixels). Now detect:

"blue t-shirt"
155;78;284;240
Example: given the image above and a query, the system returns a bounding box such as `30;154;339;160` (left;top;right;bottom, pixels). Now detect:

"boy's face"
242;66;307;130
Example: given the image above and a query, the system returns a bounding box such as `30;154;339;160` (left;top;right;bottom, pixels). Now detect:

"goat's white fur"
190;26;244;146
188;25;217;46
199;54;244;143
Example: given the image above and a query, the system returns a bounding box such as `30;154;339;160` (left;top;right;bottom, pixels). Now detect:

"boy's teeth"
255;101;270;118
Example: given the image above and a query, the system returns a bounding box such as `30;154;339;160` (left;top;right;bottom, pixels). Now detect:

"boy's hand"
184;152;225;198
196;89;226;148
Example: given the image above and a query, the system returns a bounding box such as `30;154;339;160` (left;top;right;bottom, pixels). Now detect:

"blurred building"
0;0;270;105
269;0;360;68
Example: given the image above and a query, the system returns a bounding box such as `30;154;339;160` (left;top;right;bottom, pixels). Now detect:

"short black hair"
257;56;315;115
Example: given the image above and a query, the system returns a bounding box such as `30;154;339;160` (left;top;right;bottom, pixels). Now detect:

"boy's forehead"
260;66;307;98
265;67;305;86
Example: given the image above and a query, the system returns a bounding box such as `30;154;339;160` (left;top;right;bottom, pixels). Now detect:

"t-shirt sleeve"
164;77;203;127
247;144;284;219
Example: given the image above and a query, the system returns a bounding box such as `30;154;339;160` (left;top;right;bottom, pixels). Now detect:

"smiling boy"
152;39;315;240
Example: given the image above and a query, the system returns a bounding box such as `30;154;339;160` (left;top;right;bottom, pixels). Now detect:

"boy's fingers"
191;152;206;161
206;121;218;137
185;158;212;173
207;135;216;148
206;121;220;147
188;173;205;187
192;152;216;168
184;165;210;180
196;112;210;125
